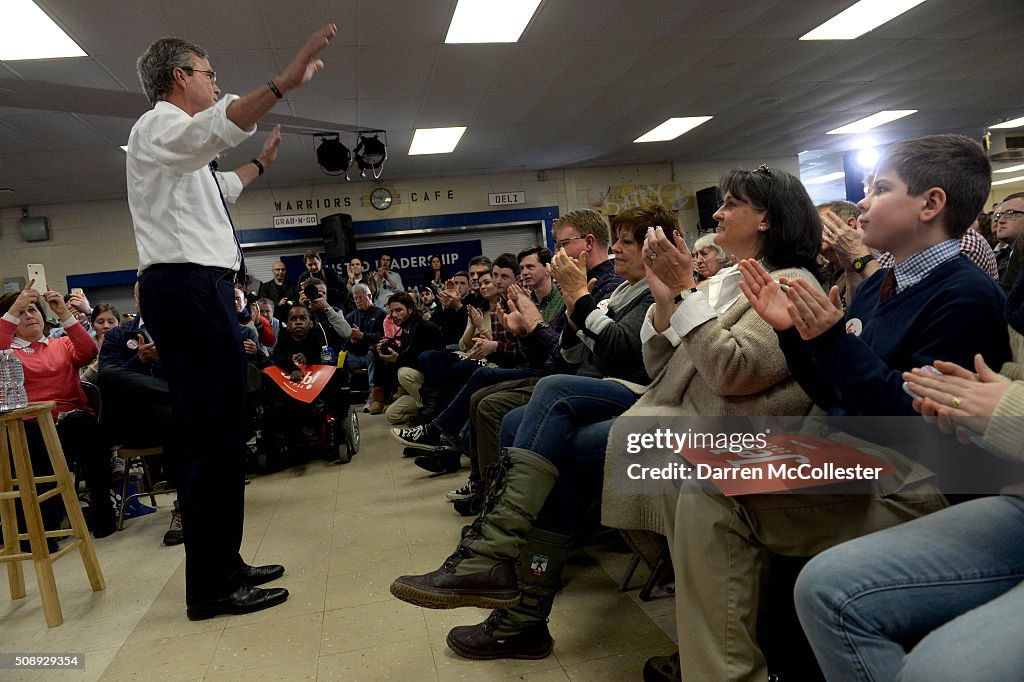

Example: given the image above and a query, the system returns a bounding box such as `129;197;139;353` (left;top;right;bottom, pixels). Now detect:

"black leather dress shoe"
186;584;289;621
241;563;285;586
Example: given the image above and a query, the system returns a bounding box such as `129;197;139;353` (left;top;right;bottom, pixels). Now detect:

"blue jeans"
504;375;636;534
511;375;637;463
435;366;540;436
343;350;377;387
795;496;1024;682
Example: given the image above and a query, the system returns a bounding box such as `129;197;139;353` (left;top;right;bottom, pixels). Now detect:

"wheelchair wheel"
342;406;360;459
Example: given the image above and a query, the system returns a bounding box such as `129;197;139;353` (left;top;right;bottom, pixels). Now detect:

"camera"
378;337;401;355
303;282;322;301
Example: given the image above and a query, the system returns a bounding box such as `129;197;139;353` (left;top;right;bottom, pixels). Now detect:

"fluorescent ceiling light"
634;116;713;143
991;116;1024;129
805;172;846;185
445;0;543;43
409;127;467;155
0;0;86;60
992;175;1024;186
826;110;917;135
801;0;929;40
995;163;1024;174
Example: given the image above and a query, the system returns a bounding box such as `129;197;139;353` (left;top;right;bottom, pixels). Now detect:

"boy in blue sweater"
655;135;1005;682
743;133;1010;416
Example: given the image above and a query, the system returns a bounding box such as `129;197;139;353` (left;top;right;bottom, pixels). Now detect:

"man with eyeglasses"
127;24;337;621
993;192;1024;290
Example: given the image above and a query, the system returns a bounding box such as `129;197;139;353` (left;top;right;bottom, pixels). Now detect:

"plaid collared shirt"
877;230;998;282
882;239;960;293
489;305;520;362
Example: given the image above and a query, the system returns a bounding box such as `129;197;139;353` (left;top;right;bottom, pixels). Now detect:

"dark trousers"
22;411;114;532
139;264;246;602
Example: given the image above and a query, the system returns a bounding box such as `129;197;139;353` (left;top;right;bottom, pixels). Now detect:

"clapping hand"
468;337;498;360
642;226;695;305
550;248;594;310
467;304;485;329
821;211;870;264
739;259;843;339
903;355;1011;442
502;283;543;337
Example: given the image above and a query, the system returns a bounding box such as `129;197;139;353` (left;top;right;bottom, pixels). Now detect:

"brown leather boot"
369;387;386;414
390;449;558;610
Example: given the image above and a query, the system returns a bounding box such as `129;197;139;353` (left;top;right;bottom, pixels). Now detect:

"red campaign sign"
678;434;897;496
262;365;336;404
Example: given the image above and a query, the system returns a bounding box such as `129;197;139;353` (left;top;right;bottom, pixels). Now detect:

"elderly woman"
692;232;732;281
0;286;116;540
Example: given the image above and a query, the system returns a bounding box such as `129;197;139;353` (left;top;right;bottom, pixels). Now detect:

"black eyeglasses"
555;236;587;249
182;67;217;83
993;210;1024;221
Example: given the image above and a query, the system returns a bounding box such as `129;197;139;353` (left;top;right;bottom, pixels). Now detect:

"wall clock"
369;187;393;211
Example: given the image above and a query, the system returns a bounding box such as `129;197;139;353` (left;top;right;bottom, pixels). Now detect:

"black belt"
144;263;235;279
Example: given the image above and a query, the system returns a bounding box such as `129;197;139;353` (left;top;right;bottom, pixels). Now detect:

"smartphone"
71;287;84;296
27;263;47;294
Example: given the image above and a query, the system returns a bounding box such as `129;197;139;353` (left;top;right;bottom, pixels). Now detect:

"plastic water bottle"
0;350;10;411
8;348;27;405
320;345;334;365
2;348;27;405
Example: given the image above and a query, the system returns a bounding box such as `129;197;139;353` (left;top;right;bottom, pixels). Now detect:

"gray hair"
693;234;731;265
815;200;861;222
137;37;207;105
352;283;372;296
257;298;275;311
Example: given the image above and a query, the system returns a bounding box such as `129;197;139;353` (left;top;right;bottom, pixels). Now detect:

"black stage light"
316;134;352;178
354;133;387;179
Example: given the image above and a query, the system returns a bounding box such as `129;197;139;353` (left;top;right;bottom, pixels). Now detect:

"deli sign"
488;191;526;206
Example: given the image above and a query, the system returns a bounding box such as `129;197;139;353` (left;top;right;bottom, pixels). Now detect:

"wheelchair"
251;364;360;470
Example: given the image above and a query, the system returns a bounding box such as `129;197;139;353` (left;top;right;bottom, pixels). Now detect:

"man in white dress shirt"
127;24;336;621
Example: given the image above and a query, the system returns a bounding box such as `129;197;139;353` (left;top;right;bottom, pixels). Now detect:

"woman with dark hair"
422;255;446;288
81;303;121;383
0;287;116;541
390;168;830;669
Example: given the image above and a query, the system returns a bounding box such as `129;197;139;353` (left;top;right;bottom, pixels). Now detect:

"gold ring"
648;251;658;261
950;395;962;408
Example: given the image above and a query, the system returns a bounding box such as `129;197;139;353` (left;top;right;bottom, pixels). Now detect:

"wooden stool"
0;402;105;627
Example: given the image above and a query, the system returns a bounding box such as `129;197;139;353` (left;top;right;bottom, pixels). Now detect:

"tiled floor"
1;416;676;681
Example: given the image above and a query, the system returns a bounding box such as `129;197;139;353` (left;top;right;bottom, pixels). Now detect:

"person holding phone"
0;284;117;542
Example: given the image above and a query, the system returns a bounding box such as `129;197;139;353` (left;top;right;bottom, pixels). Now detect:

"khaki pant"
397;367;424;404
469;377;540;473
659;481;948;682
